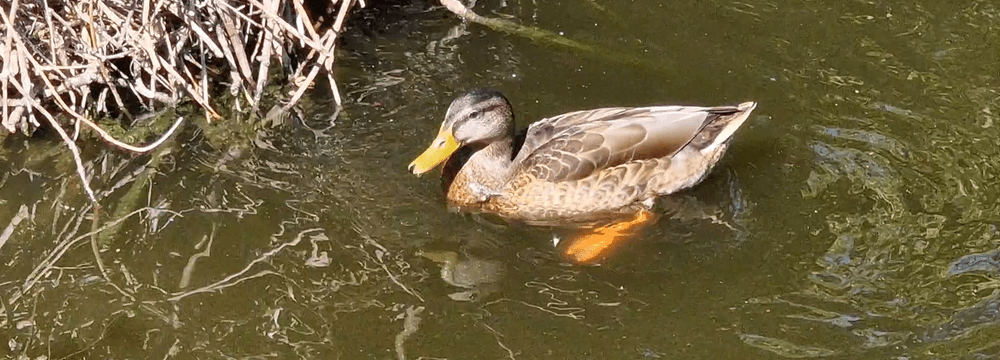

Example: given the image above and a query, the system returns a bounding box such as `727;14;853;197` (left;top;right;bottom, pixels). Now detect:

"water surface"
2;0;999;358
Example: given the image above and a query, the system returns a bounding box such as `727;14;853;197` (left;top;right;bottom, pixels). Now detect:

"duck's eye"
468;110;482;119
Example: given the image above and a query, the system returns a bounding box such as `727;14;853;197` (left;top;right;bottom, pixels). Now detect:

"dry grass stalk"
1;0;361;202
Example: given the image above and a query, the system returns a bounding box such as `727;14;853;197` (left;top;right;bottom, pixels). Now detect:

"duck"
408;88;757;263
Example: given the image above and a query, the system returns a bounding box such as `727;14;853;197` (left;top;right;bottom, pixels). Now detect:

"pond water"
2;0;999;358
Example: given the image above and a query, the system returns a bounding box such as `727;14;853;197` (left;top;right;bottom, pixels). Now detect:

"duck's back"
491;102;756;225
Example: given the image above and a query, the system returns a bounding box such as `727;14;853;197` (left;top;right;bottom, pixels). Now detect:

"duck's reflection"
417;249;505;301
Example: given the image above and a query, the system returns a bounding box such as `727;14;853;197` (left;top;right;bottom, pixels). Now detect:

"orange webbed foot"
563;210;655;264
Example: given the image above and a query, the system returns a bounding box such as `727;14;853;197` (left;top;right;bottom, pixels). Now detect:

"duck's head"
408;88;515;175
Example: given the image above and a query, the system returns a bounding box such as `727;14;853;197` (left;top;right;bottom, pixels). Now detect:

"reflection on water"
2;0;999;358
417;249;505;301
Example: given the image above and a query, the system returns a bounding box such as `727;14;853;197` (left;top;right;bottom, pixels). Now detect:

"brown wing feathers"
519;107;719;182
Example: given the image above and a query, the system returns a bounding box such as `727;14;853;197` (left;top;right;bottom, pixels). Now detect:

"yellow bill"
408;129;459;175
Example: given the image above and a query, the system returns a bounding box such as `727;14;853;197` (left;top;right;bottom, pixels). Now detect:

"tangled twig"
1;0;361;201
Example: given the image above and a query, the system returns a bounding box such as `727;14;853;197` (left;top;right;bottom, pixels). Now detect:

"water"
2;0;999;358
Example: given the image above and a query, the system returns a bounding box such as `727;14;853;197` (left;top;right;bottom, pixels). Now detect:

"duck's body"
411;89;757;227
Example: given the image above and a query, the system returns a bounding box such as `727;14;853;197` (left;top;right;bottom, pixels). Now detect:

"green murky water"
2;0;999;358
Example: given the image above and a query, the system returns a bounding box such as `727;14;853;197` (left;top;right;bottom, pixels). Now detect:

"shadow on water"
2;0;999;359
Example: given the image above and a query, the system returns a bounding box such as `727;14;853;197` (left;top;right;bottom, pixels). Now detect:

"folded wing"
515;105;743;182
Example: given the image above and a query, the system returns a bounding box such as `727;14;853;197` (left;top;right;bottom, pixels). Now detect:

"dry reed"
1;0;362;202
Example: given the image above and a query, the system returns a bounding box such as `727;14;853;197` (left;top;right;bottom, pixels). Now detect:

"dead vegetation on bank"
1;0;362;201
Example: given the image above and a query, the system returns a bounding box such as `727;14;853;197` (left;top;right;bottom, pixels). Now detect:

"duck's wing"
513;104;751;182
514;107;645;162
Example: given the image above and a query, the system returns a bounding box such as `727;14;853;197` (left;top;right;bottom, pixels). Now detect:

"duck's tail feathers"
689;101;757;153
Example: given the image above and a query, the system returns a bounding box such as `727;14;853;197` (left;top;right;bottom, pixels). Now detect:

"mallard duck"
409;88;757;263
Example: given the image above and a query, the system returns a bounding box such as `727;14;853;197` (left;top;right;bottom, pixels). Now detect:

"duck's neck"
469;138;516;183
452;138;515;203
